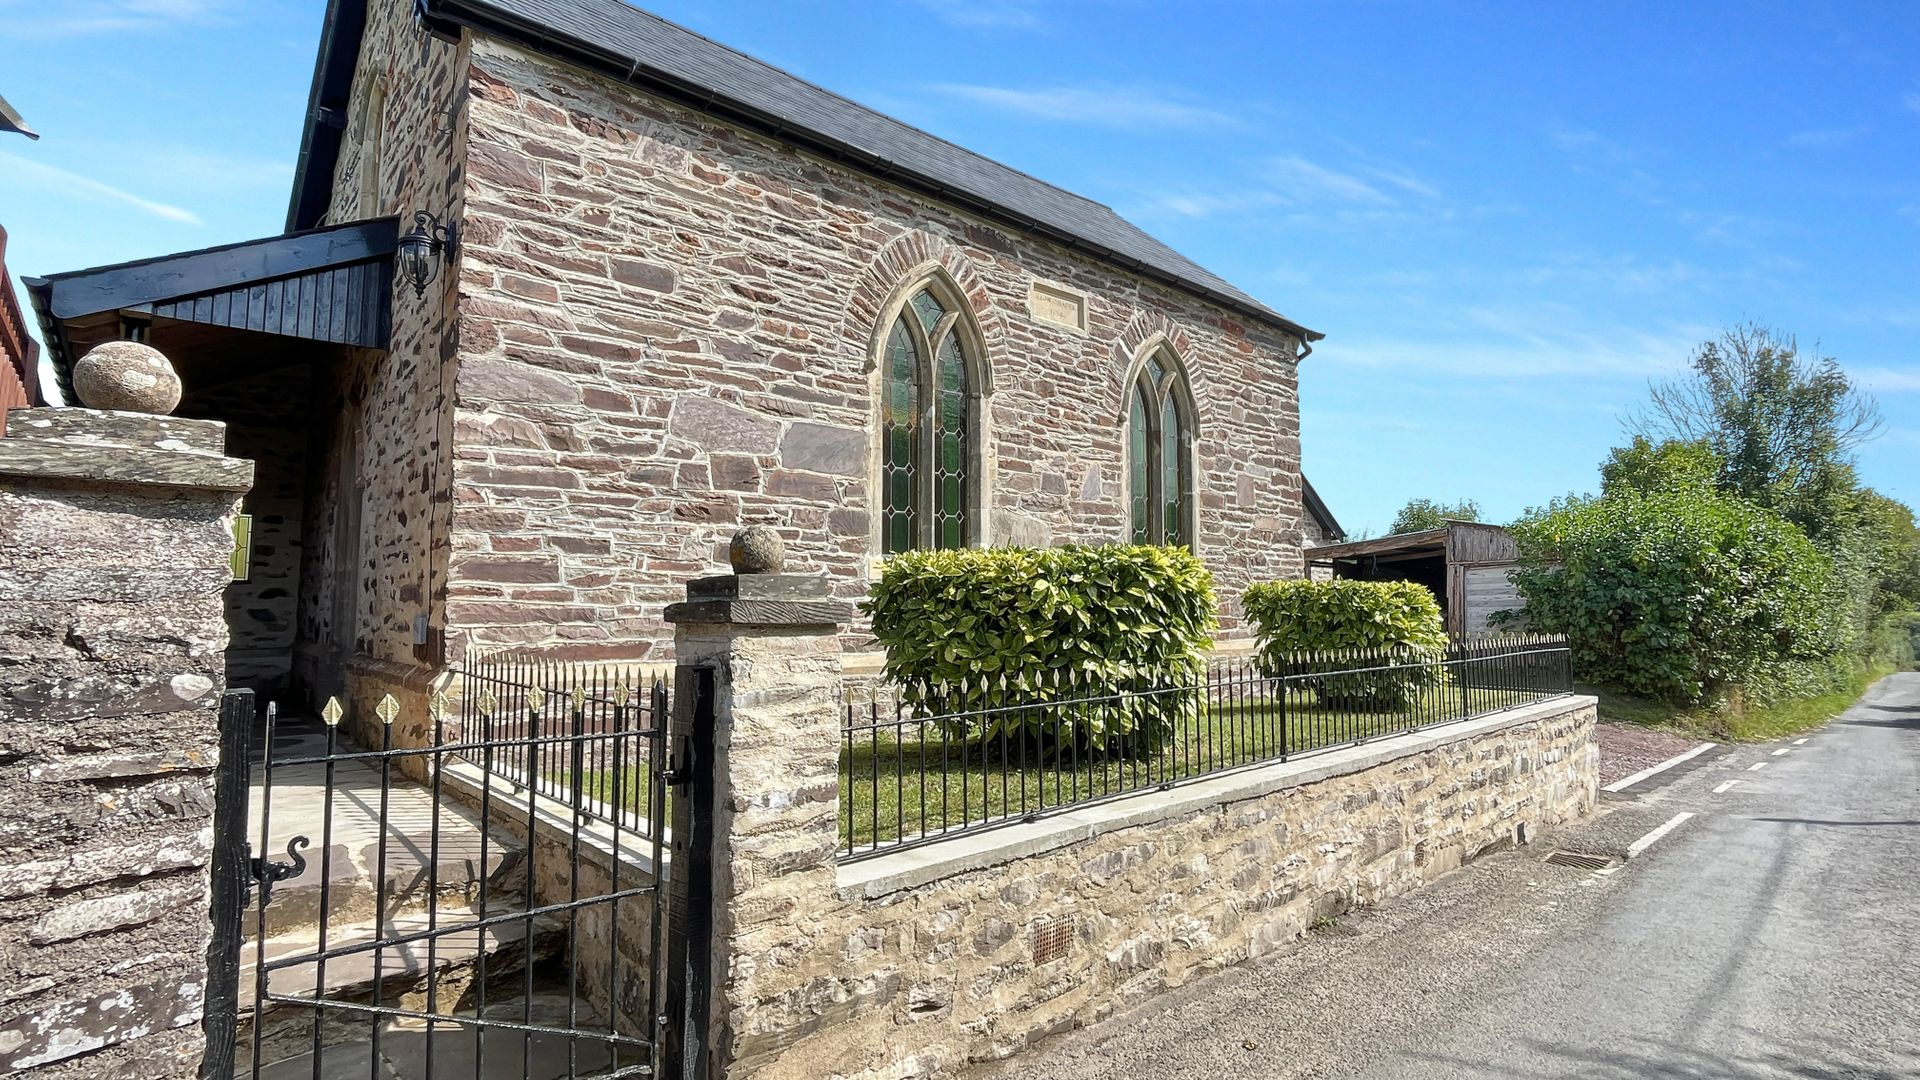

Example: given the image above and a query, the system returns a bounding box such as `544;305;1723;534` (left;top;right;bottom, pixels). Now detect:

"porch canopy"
25;217;397;404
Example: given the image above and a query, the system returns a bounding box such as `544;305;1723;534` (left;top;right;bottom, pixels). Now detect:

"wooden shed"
1303;521;1527;638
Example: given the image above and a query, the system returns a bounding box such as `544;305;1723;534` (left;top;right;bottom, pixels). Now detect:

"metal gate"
204;657;686;1079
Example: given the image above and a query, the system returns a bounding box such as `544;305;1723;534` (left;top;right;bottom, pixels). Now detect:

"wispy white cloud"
0;0;238;38
1786;125;1871;148
1518;253;1703;295
1146;190;1288;219
132;146;293;191
1903;90;1920;115
1357;164;1442;200
1264;155;1393;205
1329;314;1707;380
1141;153;1448;222
0;150;202;224
1901;204;1920;226
1852;366;1920;393
927;82;1239;130
1548;126;1639;164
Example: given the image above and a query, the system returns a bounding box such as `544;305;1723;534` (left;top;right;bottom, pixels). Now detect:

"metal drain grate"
1032;918;1074;964
1544;850;1619;871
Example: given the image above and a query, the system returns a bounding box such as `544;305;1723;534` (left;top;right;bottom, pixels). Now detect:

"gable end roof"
291;0;1319;342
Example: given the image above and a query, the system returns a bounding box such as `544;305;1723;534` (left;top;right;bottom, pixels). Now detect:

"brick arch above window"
1110;316;1201;425
845;231;1002;396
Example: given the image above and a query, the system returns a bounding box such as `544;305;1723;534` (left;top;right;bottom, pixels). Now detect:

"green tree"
1634;323;1882;542
1389;497;1482;535
1599;437;1721;497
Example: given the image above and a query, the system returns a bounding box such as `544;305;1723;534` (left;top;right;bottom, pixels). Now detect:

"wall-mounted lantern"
397;210;457;298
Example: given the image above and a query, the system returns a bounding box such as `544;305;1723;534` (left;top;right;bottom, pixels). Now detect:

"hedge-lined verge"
1509;489;1838;706
1242;579;1448;710
862;545;1216;756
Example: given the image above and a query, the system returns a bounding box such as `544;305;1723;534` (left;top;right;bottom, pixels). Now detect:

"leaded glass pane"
1161;394;1183;545
908;289;945;334
881;317;919;554
1145;355;1166;389
934;331;970;549
1128;385;1151;544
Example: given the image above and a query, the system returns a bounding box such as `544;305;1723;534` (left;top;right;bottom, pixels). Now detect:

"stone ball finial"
728;525;785;574
72;341;182;415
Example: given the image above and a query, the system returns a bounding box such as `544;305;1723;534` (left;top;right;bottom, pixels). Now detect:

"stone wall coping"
0;408;253;493
4;407;228;453
0;439;255;492
661;597;854;628
439;757;663;877
835;693;1598;900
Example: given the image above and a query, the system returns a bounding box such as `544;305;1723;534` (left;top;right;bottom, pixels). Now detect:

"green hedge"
1509;489;1839;706
1241;579;1448;709
862;545;1216;756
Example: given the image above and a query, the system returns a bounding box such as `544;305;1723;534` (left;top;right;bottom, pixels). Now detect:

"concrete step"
245;991;644;1079
249;756;531;937
238;898;568;1068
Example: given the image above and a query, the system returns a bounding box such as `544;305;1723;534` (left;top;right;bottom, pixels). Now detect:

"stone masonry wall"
0;409;249;1078
442;37;1308;661
179;364;311;694
743;700;1597;1079
312;0;469;740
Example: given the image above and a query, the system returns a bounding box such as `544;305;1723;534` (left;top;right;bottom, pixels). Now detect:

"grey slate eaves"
396;0;1319;342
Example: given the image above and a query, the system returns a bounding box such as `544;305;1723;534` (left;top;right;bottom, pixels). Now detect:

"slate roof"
292;0;1318;340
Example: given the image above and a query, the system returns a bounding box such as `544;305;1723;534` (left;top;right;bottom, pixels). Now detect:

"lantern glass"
398;211;445;297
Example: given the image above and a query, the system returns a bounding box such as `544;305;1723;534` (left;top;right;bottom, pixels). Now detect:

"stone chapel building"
27;0;1322;720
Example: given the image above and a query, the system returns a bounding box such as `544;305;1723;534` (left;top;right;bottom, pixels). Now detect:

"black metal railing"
840;634;1571;860
455;653;673;838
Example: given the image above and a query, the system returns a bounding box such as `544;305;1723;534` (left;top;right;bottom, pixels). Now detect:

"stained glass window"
879;284;976;553
881;318;919;554
1128;389;1151;544
1126;350;1192;547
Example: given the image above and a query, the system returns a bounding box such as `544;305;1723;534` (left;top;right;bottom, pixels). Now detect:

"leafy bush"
862;545;1217;756
1241;579;1447;710
1508;489;1838;706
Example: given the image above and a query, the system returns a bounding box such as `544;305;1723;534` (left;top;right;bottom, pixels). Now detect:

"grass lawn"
1587;664;1900;743
546;682;1555;851
839;683;1546;851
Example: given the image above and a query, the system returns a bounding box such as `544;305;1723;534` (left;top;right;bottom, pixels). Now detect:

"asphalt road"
980;672;1920;1080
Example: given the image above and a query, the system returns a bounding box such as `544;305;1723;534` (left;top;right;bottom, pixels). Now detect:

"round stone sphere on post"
71;340;183;415
728;525;785;574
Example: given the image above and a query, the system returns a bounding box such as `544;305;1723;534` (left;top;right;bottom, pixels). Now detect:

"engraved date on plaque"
1028;281;1088;333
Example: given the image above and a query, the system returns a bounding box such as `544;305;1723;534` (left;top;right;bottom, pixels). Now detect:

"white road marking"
1748;761;1769;772
1602;741;1718;792
1712;779;1741;794
1626;812;1696;858
1793;738;1809;745
1772;748;1791;756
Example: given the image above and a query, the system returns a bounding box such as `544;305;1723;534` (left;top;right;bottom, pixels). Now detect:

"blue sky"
3;0;1915;536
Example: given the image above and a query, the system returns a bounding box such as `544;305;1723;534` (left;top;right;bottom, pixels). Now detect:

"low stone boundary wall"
742;695;1597;1078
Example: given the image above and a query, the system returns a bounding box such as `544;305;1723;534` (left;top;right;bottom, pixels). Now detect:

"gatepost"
0;402;253;1078
660;526;851;1080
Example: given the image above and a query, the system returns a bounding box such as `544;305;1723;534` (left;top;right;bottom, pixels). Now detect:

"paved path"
979;673;1920;1080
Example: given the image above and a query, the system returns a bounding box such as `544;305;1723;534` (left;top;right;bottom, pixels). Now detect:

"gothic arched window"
1127;350;1193;546
880;281;979;553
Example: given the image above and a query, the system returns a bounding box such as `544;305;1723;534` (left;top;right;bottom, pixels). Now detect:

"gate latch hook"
246;835;310;908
